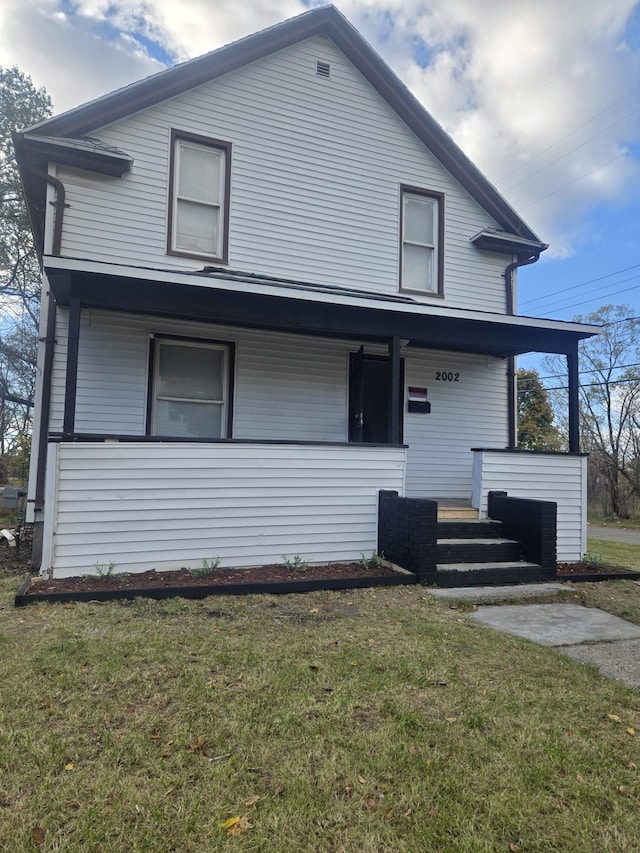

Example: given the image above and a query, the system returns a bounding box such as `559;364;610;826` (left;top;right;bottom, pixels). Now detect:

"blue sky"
2;0;639;340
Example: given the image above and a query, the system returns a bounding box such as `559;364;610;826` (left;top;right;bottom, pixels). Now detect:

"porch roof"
45;257;599;358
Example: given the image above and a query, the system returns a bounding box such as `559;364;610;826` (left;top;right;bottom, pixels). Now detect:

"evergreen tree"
517;368;561;451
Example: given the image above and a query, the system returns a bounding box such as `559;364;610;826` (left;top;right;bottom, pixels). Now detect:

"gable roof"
17;5;543;246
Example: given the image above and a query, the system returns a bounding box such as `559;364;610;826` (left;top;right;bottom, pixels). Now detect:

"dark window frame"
399;184;445;298
146;333;235;439
167;129;232;264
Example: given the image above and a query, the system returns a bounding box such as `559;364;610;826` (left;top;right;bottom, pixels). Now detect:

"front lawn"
587;538;640;572
1;577;639;852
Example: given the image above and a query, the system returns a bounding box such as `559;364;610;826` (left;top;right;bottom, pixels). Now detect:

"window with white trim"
151;338;231;439
168;132;230;262
400;189;443;295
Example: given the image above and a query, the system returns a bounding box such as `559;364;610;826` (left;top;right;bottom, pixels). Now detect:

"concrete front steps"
435;518;554;587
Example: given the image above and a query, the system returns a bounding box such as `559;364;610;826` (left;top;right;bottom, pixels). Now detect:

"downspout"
31;170;68;510
504;250;545;449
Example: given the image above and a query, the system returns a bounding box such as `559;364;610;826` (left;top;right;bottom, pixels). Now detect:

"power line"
518;361;640;383
520;263;640;307
519;150;628;212
502;104;640;193
495;82;640;183
540;376;640;393
601;316;640;326
524;272;640;314
542;281;640;316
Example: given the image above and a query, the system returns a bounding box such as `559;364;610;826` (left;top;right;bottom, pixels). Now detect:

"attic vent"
316;60;331;78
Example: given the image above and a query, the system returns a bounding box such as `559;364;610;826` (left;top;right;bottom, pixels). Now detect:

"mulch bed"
16;561;416;606
556;562;640;582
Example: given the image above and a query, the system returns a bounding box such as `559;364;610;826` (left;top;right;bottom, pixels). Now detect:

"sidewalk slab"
559;638;640;688
428;583;571;604
470;604;640;647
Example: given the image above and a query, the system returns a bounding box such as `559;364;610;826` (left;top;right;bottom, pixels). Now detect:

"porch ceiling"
46;264;598;358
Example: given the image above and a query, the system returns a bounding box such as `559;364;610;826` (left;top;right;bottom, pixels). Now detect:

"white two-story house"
15;5;597;580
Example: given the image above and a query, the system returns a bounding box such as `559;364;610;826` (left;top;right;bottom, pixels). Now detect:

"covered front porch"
33;258;598;579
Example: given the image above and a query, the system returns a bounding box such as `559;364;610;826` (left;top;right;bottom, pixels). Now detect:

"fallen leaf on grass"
608;714;622;723
626;727;635;736
227;816;252;836
357;775;366;785
189;736;207;751
364;799;378;812
384;808;394;820
509;844;519;852
64;763;74;771
243;795;261;807
31;827;45;845
445;717;457;724
221;816;241;830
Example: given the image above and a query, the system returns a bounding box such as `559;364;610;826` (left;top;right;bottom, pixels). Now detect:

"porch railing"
471;449;587;562
42;440;406;577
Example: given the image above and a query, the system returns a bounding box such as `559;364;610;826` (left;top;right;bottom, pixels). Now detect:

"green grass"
1;578;640;851
588;515;640;531
587;538;640;572
565;580;640;627
0;511;17;529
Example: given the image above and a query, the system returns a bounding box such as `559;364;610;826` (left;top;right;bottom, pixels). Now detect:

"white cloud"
2;0;639;255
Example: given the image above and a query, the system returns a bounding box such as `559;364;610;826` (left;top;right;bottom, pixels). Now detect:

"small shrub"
191;557;221;577
584;550;603;569
94;561;117;579
282;554;309;572
358;551;386;571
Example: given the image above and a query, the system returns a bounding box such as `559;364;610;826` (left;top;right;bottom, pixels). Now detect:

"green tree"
544;305;640;518
517;368;562;451
0;66;52;480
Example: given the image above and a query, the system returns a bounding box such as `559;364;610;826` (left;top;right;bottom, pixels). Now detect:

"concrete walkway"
588;525;640;544
429;584;640;688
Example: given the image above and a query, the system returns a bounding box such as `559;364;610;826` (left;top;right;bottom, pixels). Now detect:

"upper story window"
168;130;231;263
400;187;444;296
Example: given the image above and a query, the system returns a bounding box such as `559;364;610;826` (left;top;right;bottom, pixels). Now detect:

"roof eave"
470;229;548;258
17;134;133;177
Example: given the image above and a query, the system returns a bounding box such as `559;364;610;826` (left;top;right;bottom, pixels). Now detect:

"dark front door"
349;349;404;443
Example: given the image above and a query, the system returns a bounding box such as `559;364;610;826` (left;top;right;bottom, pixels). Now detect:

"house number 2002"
435;371;460;381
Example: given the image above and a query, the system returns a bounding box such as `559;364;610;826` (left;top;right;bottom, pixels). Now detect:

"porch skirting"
471;449;587;562
41;440;406;578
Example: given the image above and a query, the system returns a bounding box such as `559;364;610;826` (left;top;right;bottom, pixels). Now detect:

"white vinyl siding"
43;441;406;577
471;450;587;561
49;309;350;441
404;350;509;499
48;309;509;502
54;35;509;312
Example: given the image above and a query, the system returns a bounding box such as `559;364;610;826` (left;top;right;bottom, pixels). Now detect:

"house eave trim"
44;258;600;358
